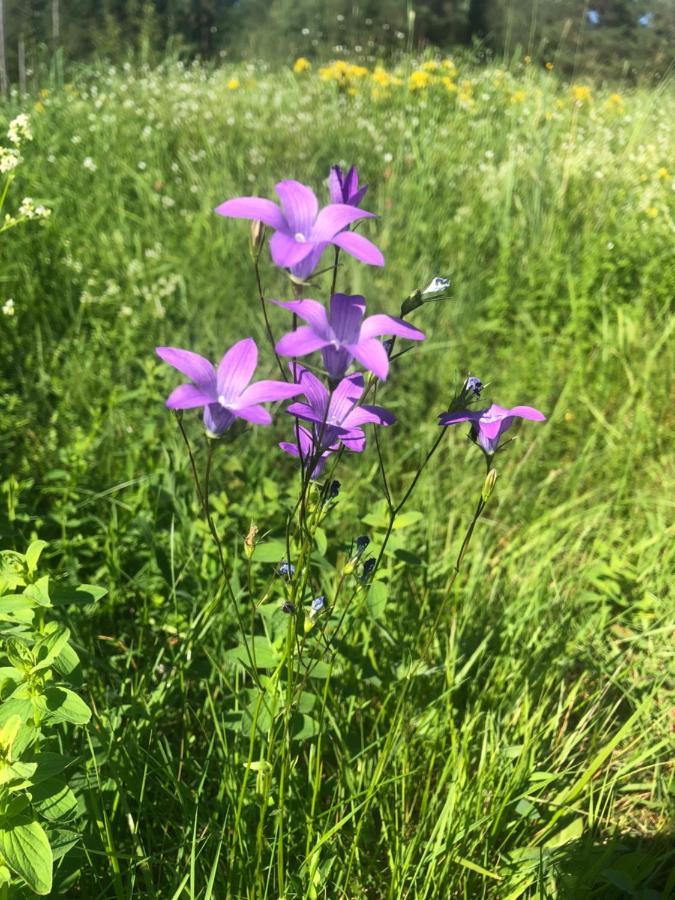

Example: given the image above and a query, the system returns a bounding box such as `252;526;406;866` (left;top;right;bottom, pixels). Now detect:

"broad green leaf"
0;697;34;729
52;641;81;677
24;542;47;575
43;688;91;725
49;828;81;862
30;779;78;822
32;626;71;673
314;527;328;556
0;715;22;755
0;595;35;624
24;576;51;608
251;540;287;564
291;713;320;742
0;818;53;894
392;510;424;530
29;752;75;786
49;583;107;608
224;637;279;670
5;640;34;674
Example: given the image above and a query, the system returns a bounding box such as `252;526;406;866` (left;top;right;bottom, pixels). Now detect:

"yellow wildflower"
372;66;391;87
227;78;240;90
545;62;554;71
605;92;624;111
421;60;440;73
409;70;432;91
441;76;457;93
510;89;527;104
442;59;458;78
657;167;669;180
33;101;45;114
524;55;532;65
39;88;49;99
645;207;659;218
571;84;592;104
293;57;311;74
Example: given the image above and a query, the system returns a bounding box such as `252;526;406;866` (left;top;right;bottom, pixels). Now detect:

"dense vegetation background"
1;0;674;87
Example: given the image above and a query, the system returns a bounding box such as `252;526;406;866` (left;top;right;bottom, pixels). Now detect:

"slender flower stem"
254;256;287;380
329;246;340;297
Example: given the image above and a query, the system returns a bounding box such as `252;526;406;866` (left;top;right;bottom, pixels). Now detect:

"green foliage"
0;541;102;894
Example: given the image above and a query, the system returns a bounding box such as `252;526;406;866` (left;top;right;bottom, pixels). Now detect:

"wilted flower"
274;293;424;380
287;366;394;452
439;403;546;455
215;179;384;280
328;165;367;206
156;338;301;435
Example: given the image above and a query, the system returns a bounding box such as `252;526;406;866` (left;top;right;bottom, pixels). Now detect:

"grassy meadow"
0;56;674;897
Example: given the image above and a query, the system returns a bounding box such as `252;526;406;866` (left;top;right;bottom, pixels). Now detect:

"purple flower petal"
165;384;216;409
269;231;315;269
236;379;302;406
344;405;396;428
509;405;547;422
214;196;286;231
275;180;318;237
328;373;365;423
329;294;366;343
289;243;327;280
235;405;273;426
294;366;330;416
349;338;390;380
276;326;329;358
156;347;216;394
216;338;258;403
321;345;352;380
271;299;330;336
312;204;374;242
328;166;345;204
360;314;425;342
332;230;385;267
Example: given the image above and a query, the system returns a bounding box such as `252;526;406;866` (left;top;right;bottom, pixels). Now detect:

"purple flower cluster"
156;164;546;480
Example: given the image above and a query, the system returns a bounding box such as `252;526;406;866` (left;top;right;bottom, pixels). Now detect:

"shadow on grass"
504;830;674;899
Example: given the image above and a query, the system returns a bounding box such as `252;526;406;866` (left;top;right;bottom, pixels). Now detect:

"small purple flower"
278;561;296;578
156;338;301;435
287;366;395;452
439;403;546;455
214;179;384;281
310;595;326;616
279;424;337;480
328;165;368;207
273;293;425;381
463;376;483;399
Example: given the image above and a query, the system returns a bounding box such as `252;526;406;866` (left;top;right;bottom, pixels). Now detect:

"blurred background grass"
0;11;674;898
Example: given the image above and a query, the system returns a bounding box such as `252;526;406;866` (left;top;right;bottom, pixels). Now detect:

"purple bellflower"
156;338;301;435
273;293;425;381
287;366;395;452
279;424;338;480
439;403;546;455
214;180;384;281
328;165;368;207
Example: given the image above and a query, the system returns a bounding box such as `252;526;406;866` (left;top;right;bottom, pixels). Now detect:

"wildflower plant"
157;161;546;852
0;114;51;237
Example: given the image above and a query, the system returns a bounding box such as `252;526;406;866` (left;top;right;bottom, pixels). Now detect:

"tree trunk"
18;35;26;94
52;0;61;45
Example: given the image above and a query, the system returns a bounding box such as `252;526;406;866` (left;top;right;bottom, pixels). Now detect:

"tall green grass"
0;59;673;896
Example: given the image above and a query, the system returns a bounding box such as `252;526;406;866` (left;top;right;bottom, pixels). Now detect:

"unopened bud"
249;219;265;258
400;290;423;317
481;469;498;502
244;522;258;559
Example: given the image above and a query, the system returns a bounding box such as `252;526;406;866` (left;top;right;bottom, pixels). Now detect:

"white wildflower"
7;113;32;146
2;298;15;316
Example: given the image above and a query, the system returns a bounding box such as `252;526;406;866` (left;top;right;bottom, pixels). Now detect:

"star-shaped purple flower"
215;179;384;281
273;293;425;381
438;403;546;454
279;424;337;480
156;338;301;435
287;366;394;452
328;165;368;207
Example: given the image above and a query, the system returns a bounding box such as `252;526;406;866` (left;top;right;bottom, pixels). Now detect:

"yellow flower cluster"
318;59;369;94
293;57;311;74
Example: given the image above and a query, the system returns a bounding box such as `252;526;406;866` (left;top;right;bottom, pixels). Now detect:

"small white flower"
0;146;21;174
7;113;32;146
2;298;15;316
83;156;97;172
138;160;147;170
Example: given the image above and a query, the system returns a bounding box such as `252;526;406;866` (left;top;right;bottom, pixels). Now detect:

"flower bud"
249;219;265;258
244;522;258;559
481;469;498;503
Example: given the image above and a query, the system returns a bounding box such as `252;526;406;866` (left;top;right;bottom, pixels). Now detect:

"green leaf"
5;640;34;674
25;542;47;575
291;713;320;742
49;828;81;862
42;688;91;725
0;595;35;624
224;637;279;670
49;583;107;608
314;527;328;556
251;540;287;564
392;510;424;530
24;576;51;608
32;626;71;673
52;641;81;678
30;779;78;822
0;818;53;894
29;752;75;786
